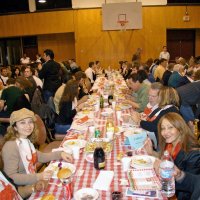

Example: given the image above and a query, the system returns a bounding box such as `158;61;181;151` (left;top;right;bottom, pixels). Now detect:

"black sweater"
56;101;76;125
140;106;179;138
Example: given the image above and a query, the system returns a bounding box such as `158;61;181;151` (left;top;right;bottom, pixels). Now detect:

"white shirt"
20;57;30;64
0;75;8;85
33;75;43;88
159;51;170;61
85;67;95;83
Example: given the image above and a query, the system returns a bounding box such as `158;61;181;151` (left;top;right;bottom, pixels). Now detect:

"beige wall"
0;6;200;69
38;33;75;62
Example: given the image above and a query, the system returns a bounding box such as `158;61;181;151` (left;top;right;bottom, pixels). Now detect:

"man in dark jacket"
38;49;61;103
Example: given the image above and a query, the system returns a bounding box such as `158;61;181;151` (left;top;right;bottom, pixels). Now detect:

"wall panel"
0;10;74;37
0;6;200;68
38;33;75;62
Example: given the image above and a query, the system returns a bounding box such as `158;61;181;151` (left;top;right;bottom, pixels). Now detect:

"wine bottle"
93;146;105;170
100;95;104;109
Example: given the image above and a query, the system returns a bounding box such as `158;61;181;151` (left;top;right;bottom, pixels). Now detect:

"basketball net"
117;20;128;31
117;14;128;31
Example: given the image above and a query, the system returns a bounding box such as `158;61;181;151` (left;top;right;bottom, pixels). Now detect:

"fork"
48;182;62;187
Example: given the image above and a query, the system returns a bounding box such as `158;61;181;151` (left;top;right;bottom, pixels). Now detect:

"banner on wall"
102;2;142;30
72;0;167;9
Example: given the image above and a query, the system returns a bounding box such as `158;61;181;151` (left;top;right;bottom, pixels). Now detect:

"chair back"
34;114;47;146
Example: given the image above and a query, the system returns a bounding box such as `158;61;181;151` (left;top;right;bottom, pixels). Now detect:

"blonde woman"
2;108;73;198
135;86;180;142
144;113;200;199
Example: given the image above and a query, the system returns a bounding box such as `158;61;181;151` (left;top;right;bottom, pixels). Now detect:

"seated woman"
2;108;73;199
144;112;200;200
132;86;180;141
0;170;48;199
55;79;85;134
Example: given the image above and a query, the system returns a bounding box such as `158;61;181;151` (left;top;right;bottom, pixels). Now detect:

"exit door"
167;29;195;62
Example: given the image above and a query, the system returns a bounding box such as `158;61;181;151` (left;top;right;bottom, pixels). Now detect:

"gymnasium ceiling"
0;0;199;16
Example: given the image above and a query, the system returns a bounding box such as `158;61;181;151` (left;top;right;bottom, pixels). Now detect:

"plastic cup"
72;146;80;159
94;103;100;112
112;101;116;110
89;126;95;137
116;110;122;120
106;131;114;141
121;157;131;172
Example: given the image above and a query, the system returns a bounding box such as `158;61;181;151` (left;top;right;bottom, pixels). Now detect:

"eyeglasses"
148;95;158;98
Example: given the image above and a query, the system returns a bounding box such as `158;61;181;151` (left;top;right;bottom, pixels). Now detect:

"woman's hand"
153;158;161;175
38;170;53;181
131;111;141;124
61;152;73;163
173;165;185;181
144;137;153;156
76;103;85;112
34;180;48;192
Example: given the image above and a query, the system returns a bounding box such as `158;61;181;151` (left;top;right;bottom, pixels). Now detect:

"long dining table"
29;73;167;200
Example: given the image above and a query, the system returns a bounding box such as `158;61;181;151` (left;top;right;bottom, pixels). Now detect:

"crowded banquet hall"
0;0;200;199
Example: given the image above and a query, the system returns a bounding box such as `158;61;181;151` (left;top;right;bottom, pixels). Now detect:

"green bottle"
100;95;104;109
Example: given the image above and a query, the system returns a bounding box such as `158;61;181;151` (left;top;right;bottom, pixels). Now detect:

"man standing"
38;49;61;103
159;46;170;61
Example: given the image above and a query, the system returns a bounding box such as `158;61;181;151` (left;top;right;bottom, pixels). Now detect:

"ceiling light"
38;0;46;3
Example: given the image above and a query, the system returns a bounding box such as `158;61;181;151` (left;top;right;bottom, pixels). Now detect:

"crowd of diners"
0;48;199;199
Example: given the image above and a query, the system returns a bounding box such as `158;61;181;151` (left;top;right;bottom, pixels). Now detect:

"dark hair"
128;70;146;83
59;80;79;110
194;70;200;81
95;61;100;65
7;78;16;85
74;71;86;81
62;73;73;84
137;70;148;81
16;76;33;89
159;58;167;64
0;67;7;72
44;49;54;59
89;62;94;68
154;59;160;65
194;56;200;64
168;63;175;71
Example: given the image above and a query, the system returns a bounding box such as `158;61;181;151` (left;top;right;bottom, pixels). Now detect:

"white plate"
131;155;155;169
45;161;76;179
124;128;144;137
101;108;113;117
119;103;132;110
63;139;87;149
74;188;99;200
85;153;94;163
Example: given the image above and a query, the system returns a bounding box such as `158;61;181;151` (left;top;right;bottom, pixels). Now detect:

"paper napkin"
93;171;114;191
126;131;147;149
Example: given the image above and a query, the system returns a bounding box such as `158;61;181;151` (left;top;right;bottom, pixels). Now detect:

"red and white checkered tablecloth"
29;107;166;200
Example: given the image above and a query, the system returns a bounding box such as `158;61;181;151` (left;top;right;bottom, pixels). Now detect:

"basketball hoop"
117;20;128;27
117;14;128;31
118;20;128;27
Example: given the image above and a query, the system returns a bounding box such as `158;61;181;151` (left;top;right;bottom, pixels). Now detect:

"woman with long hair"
133;86;180;143
144;112;200;199
2;108;73;198
55;79;84;134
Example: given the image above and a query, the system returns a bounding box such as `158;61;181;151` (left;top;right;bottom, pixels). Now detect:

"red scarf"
143;107;152;116
165;142;182;160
